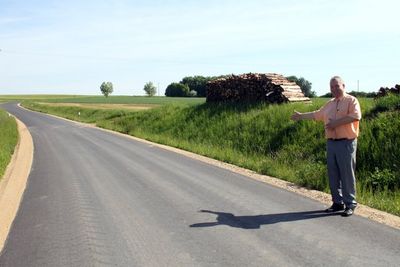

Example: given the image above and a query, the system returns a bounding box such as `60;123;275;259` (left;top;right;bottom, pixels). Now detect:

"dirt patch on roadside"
37;102;159;110
0;117;33;252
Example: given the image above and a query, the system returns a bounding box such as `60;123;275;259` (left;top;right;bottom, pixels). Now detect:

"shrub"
370;93;400;115
180;76;210;97
365;168;398;190
188;90;197;97
165;83;190;97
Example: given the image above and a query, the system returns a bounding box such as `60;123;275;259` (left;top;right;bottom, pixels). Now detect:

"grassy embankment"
20;95;400;216
0;109;18;179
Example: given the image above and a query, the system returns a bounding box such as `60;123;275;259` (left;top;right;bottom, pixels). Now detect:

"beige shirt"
313;93;362;139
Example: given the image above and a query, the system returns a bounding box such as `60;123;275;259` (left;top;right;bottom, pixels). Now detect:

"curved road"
1;103;399;266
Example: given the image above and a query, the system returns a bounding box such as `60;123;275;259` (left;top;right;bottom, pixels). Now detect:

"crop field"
35;102;159;111
0;95;76;101
0;95;206;105
43;95;206;105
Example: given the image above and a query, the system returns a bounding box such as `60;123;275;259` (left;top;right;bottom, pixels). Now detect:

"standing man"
291;76;361;217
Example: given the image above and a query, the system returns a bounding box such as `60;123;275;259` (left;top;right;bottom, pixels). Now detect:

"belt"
328;138;348;141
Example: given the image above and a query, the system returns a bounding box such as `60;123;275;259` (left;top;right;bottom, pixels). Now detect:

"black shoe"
341;207;354;217
325;203;345;212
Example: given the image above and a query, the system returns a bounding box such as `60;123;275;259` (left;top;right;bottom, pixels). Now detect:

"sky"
1;0;399;96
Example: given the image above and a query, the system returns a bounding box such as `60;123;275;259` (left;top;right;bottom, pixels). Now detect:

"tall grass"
22;96;400;215
0;109;18;179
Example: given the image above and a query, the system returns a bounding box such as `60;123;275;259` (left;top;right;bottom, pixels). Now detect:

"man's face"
330;79;345;98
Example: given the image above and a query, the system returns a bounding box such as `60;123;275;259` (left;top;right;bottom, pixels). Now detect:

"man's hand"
325;119;337;129
291;110;302;121
326;116;358;129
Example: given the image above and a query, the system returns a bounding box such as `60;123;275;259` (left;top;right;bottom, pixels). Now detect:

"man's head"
330;76;345;99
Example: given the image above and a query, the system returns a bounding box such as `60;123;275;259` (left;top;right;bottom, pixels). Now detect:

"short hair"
330;76;345;85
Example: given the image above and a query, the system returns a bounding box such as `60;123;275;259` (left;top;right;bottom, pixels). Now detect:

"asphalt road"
1;103;399;267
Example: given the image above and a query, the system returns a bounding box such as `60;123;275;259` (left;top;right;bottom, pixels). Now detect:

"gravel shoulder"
0;116;33;252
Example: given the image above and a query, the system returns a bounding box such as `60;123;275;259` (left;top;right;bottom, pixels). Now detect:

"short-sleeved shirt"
313;93;361;139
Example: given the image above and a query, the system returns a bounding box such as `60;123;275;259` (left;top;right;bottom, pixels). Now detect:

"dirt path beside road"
0;117;33;252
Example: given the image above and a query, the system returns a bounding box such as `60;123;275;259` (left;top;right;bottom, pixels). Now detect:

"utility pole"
357;80;359;92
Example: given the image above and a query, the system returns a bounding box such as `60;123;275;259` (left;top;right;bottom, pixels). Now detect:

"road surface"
1;103;399;266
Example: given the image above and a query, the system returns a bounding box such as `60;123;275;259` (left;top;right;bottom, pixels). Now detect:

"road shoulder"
0;117;33;252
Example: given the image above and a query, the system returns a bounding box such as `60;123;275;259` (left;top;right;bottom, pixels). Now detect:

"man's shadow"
190;209;340;229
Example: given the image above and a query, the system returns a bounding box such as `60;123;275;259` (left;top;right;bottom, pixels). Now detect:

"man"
291;76;361;217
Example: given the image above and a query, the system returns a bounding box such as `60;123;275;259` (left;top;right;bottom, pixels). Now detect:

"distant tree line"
319;91;377;98
165;75;229;97
165;74;315;98
98;74;317;98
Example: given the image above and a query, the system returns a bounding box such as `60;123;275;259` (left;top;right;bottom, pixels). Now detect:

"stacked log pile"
206;73;310;103
376;84;400;98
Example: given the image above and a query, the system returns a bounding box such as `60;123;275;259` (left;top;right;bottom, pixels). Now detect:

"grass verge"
0;109;18;179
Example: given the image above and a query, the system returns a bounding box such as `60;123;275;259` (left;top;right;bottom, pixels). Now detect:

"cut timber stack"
206;73;310;103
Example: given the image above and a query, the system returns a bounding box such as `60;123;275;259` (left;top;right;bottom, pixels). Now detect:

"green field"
0;109;18;179
0;94;77;101
0;95;206;105
2;94;399;215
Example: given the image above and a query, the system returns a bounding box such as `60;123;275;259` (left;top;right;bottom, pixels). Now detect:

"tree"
319;92;332;98
286;76;316;98
165;82;190;97
100;81;113;97
180;76;211;97
143;81;157;97
188;90;197;97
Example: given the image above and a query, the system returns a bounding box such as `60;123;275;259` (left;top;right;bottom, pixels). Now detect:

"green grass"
0;94;206;105
43;95;206;105
0;109;18;179
21;95;400;216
